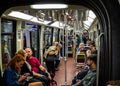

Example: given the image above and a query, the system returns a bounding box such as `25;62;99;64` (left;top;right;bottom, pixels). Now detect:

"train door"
54;28;60;42
29;26;40;57
43;27;53;51
23;22;40;58
1;18;16;70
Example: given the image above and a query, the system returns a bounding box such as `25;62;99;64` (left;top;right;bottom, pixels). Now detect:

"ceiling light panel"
8;11;33;20
30;4;68;9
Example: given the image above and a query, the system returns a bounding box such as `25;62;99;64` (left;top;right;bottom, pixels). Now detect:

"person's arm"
39;65;52;80
35;57;52;79
48;51;56;55
83;74;96;86
18;75;27;82
3;68;26;86
44;49;49;56
32;71;44;77
55;50;58;55
39;65;47;72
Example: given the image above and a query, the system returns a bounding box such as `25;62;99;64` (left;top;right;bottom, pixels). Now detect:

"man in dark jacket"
72;54;97;86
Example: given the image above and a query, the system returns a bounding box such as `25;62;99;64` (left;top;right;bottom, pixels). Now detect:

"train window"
1;20;13;33
1;19;15;70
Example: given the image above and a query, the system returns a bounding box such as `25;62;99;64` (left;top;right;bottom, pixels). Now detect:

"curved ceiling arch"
0;0;111;85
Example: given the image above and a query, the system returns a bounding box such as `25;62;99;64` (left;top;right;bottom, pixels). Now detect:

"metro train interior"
0;0;120;86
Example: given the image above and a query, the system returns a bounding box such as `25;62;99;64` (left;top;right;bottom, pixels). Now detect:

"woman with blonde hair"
16;49;49;86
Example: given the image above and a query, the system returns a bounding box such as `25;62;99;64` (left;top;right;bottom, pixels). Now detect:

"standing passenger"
55;43;62;71
76;34;81;48
71;35;76;58
45;42;58;75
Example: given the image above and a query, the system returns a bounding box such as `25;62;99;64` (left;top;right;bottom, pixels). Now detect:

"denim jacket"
3;68;23;86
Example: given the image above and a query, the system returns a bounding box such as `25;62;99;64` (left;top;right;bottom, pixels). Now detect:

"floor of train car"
54;57;81;86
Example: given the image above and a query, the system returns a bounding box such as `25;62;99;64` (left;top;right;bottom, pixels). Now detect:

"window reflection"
1;19;13;70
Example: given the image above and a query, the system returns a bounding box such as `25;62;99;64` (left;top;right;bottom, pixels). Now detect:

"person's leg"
45;60;51;73
28;82;43;86
51;60;55;75
55;60;60;70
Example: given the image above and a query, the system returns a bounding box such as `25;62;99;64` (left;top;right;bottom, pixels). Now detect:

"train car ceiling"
2;5;97;31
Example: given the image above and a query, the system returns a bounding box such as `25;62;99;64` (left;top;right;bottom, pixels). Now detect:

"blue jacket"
3;68;21;86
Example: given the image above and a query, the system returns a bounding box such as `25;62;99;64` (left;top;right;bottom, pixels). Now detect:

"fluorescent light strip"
30;17;51;25
8;11;68;28
30;4;68;9
8;11;33;20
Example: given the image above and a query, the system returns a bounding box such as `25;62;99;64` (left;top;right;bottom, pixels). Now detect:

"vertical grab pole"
60;11;68;85
64;13;68;86
64;56;67;86
62;27;68;86
65;24;69;86
96;33;104;86
63;27;67;86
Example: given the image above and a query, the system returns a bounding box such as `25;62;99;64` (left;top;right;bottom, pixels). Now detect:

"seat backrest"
80;49;86;54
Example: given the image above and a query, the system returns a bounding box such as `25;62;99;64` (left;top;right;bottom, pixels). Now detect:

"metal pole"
64;57;67;86
64;13;68;86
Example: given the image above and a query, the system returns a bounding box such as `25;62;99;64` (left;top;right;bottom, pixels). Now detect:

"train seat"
76;49;86;67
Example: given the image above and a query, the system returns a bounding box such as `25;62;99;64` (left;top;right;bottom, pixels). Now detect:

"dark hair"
87;54;97;64
76;34;79;37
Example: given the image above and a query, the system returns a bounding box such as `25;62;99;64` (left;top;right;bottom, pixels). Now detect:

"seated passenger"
3;53;43;86
72;54;97;86
86;49;92;57
86;39;92;46
16;49;49;86
77;42;86;54
83;49;92;69
25;48;52;83
72;69;89;85
72;49;92;85
89;43;97;54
